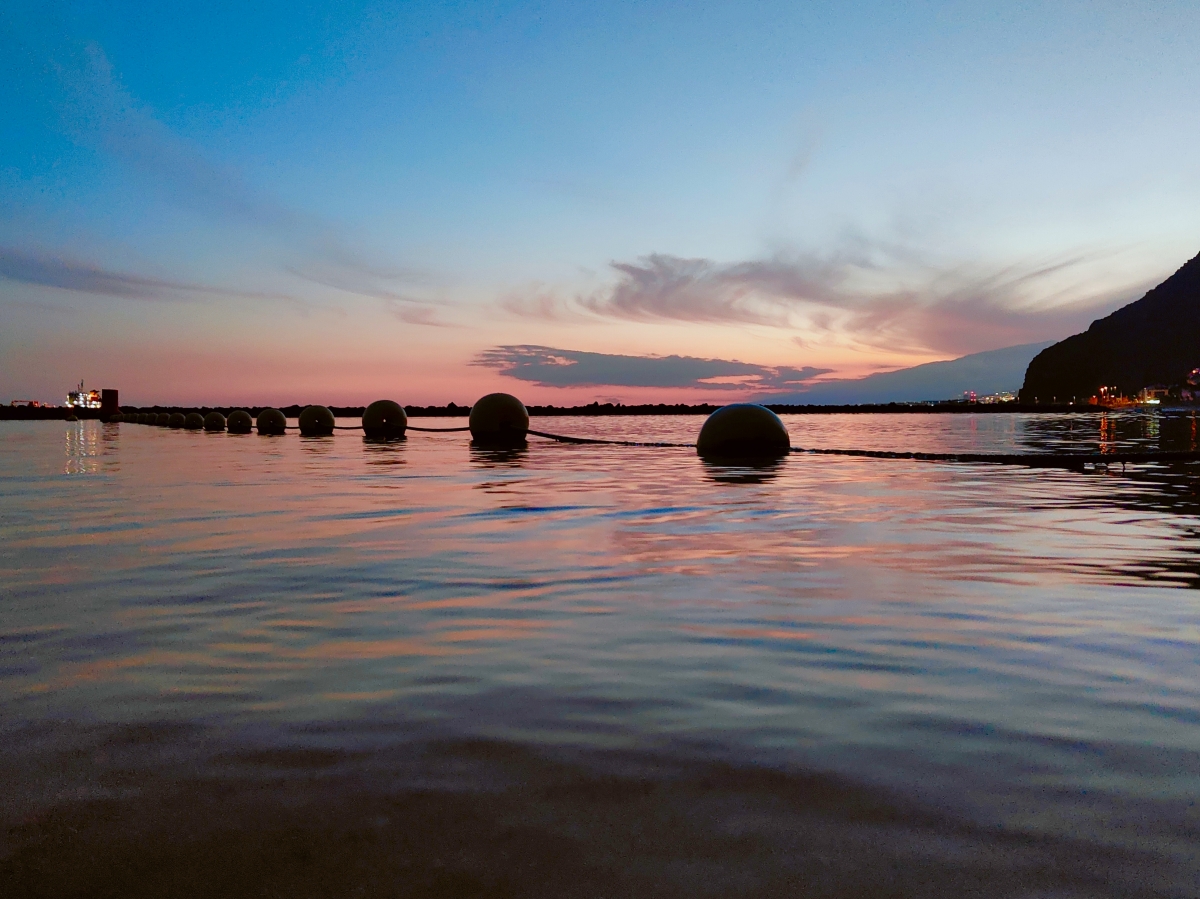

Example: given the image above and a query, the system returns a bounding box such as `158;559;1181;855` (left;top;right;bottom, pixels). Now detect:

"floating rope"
268;420;1200;469
526;428;693;448
324;424;470;432
790;447;1200;468
525;428;1200;467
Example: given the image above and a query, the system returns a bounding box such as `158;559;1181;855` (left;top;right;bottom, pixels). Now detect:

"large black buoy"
257;408;287;435
469;393;529;445
184;412;205;430
298;404;335;436
137;413;150;424
155;413;171;426
203;411;226;432
168;412;187;429
696;403;790;460
227;410;253;434
362;399;407;439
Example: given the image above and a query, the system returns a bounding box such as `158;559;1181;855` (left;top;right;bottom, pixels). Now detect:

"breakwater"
2;401;1080;421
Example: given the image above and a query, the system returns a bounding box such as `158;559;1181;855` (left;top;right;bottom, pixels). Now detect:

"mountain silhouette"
1021;251;1200;402
762;341;1051;405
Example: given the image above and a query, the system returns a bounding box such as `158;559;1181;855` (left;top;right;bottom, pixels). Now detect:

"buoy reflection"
701;457;784;484
470;444;528;468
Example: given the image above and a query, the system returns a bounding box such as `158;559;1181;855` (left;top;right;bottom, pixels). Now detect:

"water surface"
2;412;1199;896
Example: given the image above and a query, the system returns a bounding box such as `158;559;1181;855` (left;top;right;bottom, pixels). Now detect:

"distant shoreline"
1;402;1098;421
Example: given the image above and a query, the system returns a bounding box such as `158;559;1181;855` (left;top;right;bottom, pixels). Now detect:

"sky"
2;0;1199;406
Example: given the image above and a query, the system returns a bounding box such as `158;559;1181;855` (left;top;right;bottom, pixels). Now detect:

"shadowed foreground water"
2;412;1200;896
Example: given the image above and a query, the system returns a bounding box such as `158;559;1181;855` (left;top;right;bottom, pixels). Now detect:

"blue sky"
2;0;1198;404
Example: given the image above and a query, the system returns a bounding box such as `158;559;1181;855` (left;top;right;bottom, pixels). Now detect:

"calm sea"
2;412;1199;897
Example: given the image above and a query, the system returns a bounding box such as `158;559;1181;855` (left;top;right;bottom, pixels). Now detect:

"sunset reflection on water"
3;412;1200;895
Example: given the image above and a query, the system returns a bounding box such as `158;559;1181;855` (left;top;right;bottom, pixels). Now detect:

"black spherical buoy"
362;399;407;439
696;404;790;460
203;411;226;432
257;408;287;435
155;413;171;426
168;412;187;429
141;413;153;425
184;412;205;430
469;393;529;445
298;404;335;436
227;410;253;434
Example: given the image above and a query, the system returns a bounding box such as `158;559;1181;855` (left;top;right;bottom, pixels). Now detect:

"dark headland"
1021;250;1200;402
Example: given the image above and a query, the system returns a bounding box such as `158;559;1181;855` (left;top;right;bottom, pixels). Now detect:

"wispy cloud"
502;246;1142;356
48;42;443;323
288;247;451;325
474;345;830;390
57;44;305;235
0;247;295;303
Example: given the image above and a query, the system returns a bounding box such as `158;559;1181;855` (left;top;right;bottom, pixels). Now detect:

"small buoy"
155;413;171;426
227;410;253;434
696;403;790;459
203;411;226;432
65;413;78;422
184;412;205;430
298;404;335;436
362;399;407;439
469;393;529;445
168;412;187;429
257;408;287;435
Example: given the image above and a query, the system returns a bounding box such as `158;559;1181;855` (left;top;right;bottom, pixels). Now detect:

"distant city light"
66;380;102;409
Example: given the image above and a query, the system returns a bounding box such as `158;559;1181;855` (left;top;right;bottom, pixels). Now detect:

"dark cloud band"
474;345;830;390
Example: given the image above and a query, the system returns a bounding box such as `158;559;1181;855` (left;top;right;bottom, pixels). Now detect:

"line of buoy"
298;404;335;436
228;410;253;434
257;408;287;435
362;399;407;439
468;392;529;446
103;398;1200;470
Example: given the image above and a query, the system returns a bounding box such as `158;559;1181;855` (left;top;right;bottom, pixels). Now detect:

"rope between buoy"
332;424;473;431
526;428;694;448
790;447;1200;467
265;420;1200;468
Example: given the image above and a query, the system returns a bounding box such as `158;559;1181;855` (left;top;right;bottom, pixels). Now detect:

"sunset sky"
2;1;1199;406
